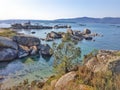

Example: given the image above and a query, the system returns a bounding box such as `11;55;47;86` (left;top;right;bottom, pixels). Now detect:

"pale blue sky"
0;0;119;20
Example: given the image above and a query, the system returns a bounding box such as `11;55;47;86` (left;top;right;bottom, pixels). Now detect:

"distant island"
0;17;120;24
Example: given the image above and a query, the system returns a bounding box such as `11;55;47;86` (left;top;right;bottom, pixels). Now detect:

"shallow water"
0;22;120;87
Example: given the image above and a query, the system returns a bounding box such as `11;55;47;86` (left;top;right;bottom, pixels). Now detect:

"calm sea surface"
0;22;120;87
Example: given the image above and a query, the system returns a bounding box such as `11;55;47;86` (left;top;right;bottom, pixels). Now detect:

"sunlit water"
0;22;120;88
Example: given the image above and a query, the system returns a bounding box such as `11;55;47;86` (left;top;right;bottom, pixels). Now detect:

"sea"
0;21;120;88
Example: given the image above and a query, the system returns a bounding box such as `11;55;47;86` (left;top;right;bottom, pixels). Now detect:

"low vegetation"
0;28;16;37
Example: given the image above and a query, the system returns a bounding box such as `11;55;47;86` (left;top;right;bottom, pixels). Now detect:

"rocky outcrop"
0;35;41;61
84;50;120;73
12;35;41;58
54;71;76;90
45;28;101;42
46;31;62;39
12;35;40;46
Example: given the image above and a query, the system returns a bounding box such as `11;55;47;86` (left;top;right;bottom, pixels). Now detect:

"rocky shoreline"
0;28;102;62
0;35;52;62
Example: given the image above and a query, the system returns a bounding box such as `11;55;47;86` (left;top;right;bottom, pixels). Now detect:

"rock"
0;36;18;50
85;50;120;73
54;25;71;29
83;28;91;34
36;81;45;88
31;31;36;34
45;37;54;41
73;30;82;36
12;35;40;46
0;48;18;61
111;60;120;74
47;31;62;39
67;28;73;35
84;36;93;40
40;44;52;56
71;35;83;41
30;46;38;55
18;45;29;58
55;71;76;90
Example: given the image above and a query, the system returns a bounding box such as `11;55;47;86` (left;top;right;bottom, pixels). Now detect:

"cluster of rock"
11;23;53;29
0;35;52;62
11;21;71;29
42;28;102;41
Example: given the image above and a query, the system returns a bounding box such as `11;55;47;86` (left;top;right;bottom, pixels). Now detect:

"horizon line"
0;16;120;21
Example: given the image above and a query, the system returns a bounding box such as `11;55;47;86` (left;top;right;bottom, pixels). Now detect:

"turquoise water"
0;22;120;87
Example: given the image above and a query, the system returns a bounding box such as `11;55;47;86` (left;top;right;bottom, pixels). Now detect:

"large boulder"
85;50;120;73
83;28;91;34
0;36;18;50
54;71;76;90
0;48;18;61
47;31;62;39
12;35;40;46
40;44;52;56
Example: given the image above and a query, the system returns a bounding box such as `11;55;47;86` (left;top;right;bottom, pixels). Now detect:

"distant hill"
0;17;120;24
55;17;120;24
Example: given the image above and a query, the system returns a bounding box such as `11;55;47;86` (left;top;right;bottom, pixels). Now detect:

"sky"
0;0;119;20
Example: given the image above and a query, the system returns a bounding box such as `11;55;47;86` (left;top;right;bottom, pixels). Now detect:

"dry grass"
0;28;16;37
